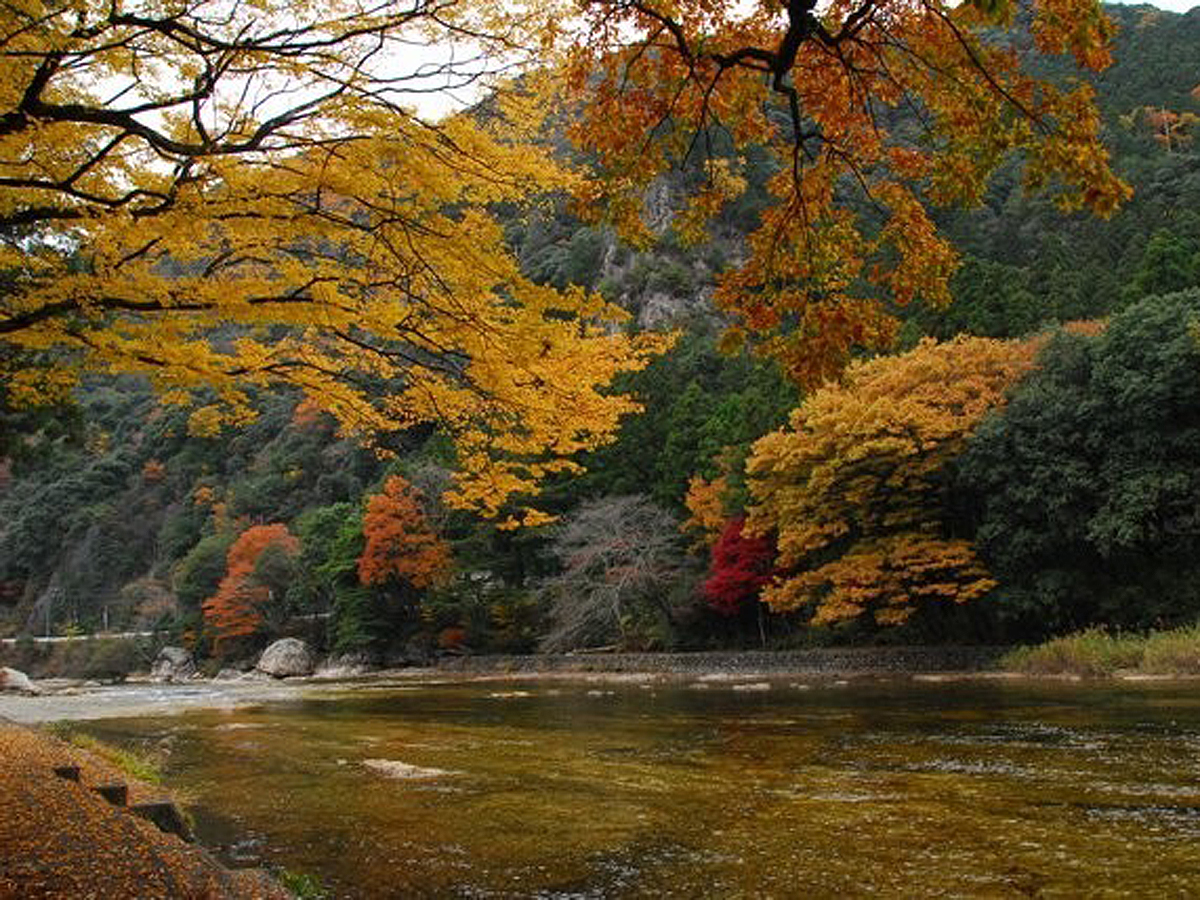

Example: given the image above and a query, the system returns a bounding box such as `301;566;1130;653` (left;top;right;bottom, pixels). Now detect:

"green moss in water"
277;868;327;899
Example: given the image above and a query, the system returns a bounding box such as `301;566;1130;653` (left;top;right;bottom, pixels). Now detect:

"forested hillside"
4;3;1200;665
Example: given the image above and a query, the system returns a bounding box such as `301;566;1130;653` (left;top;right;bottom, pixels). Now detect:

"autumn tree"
563;0;1130;385
538;495;694;651
747;335;1038;626
358;476;452;591
0;0;667;518
202;523;300;652
1122;105;1199;152
702;518;775;617
682;474;730;549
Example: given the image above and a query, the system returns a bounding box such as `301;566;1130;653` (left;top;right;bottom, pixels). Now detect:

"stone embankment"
437;646;1006;677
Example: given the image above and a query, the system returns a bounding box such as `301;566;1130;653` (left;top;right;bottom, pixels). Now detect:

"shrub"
1140;625;1200;674
1001;628;1143;676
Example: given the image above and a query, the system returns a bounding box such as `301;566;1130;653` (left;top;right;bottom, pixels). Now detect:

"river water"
77;676;1200;897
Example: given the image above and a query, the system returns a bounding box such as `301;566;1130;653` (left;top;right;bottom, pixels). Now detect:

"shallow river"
77;676;1200;898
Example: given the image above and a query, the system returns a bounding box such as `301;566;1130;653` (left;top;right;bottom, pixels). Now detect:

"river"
67;675;1200;897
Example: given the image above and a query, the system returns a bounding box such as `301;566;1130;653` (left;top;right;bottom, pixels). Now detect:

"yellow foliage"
681;474;729;549
0;0;666;517
497;508;559;531
747;336;1039;624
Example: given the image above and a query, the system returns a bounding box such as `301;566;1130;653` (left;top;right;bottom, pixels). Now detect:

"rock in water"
0;666;39;694
362;759;458;779
256;638;315;678
150;646;196;682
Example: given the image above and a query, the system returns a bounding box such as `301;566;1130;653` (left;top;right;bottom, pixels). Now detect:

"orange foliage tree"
746;336;1039;626
202;524;300;650
358;476;452;591
563;0;1129;386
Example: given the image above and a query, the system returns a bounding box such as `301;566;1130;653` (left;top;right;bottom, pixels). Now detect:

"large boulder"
256;638;315;678
0;666;40;695
150;646;196;682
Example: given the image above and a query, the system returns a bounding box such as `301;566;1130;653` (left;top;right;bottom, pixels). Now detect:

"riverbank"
10;639;1200;726
0;646;1004;723
5;646;1198;725
0;719;289;899
437;645;1005;676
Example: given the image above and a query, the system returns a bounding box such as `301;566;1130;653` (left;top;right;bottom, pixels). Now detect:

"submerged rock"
256;638;315;678
151;646;196;683
362;758;458;780
0;666;39;695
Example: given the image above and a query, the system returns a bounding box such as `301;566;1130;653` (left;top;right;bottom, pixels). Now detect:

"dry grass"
1002;625;1200;676
1140;625;1200;674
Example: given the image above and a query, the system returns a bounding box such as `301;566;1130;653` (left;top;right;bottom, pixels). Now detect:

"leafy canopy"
0;0;667;516
358;475;452;590
702;517;775;616
564;0;1130;385
959;292;1200;635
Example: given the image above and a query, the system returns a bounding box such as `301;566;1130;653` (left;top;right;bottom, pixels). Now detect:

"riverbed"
14;674;1200;897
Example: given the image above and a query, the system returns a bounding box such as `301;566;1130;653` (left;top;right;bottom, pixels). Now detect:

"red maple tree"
702;518;776;616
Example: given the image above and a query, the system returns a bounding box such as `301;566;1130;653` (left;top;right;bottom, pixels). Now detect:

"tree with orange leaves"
564;0;1130;386
358;476;452;591
202;524;300;651
746;336;1039;626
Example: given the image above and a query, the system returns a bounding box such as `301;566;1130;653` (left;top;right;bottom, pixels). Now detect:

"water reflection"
81;678;1200;897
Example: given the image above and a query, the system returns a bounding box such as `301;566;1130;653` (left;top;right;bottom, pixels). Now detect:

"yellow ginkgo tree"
746;335;1040;626
0;0;667;517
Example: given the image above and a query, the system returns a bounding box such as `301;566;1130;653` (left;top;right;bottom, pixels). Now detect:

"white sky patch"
66;3;527;137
